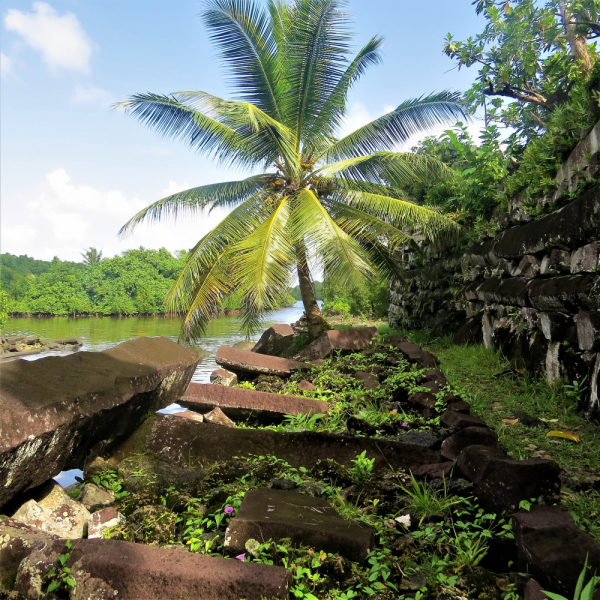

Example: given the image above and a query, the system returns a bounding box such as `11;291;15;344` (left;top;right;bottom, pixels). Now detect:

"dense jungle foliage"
411;0;600;229
0;249;295;318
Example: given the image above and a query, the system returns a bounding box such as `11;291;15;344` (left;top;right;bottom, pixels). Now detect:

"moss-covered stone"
128;505;177;545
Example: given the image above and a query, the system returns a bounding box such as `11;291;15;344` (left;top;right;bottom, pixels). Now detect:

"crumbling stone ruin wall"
389;121;600;416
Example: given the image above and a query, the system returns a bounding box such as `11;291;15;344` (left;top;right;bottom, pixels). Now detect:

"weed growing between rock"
80;336;549;599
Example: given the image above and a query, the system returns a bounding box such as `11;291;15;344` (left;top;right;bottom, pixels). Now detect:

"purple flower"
402;422;408;427
224;506;234;515
235;553;246;561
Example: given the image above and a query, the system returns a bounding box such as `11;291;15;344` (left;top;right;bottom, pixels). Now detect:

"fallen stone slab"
225;488;375;563
210;368;238;386
440;410;488;429
0;336;198;507
12;534;292;600
441;426;498;460
355;371;379;390
216;345;309;377
296;327;378;361
298;380;316;392
512;506;600;595
389;340;439;368
11;480;90;539
457;445;560;513
252;324;295;356
412;462;455;480
179;383;328;424
109;414;441;475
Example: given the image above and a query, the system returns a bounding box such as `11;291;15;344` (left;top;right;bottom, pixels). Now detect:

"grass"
392;329;600;542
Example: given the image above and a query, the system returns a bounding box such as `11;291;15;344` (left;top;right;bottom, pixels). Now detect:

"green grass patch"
391;329;600;542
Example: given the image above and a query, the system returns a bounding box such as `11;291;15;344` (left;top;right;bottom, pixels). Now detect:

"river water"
5;302;308;486
4;301;308;382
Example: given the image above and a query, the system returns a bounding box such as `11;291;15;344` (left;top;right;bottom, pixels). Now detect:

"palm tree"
81;247;103;265
118;0;466;342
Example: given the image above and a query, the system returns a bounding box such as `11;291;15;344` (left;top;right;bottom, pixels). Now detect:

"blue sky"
1;0;485;261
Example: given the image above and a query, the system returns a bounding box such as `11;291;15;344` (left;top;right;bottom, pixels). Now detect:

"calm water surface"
5;301;307;383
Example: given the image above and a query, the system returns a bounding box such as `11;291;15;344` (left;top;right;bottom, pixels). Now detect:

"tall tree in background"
118;0;466;342
443;0;599;141
81;248;103;265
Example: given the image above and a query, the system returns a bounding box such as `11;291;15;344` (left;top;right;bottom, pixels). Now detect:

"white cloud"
1;169;228;261
72;85;114;106
4;2;92;72
0;52;11;74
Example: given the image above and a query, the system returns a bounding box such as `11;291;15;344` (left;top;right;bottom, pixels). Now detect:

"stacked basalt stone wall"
389;121;600;416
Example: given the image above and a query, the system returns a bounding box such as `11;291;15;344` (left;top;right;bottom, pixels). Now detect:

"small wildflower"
235;553;245;561
224;506;234;515
402;422;408;427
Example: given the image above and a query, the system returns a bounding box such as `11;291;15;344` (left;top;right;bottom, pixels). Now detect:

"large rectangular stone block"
493;186;600;258
110;414;441;474
296;327;378;361
0;337;198;507
179;383;328;423
216;345;309;376
225;489;375;563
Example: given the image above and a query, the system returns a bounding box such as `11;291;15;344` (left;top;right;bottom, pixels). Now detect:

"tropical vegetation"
0;249;293;321
117;0;467;342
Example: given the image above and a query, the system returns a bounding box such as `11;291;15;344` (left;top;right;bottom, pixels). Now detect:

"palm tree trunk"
295;245;329;340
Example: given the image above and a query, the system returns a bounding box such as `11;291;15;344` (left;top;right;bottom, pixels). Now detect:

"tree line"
0;248;295;318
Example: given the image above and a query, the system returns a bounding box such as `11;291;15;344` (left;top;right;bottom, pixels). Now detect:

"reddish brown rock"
355;371;379;390
391;340;439;368
513;506;600;596
441;426;498;461
457;445;561;513
0;517;60;581
0;336;198;506
203;406;236;428
296;327;378;361
15;536;292;600
412;462;455;480
440;410;488;430
524;579;547;600
11;480;90;539
446;401;471;414
252;324;295;356
179;383;328;424
225;489;375;562
110;414;441;475
216;345;309;377
88;507;125;539
423;369;449;387
407;392;437;417
298;380;317;392
209;368;238;386
174;409;205;423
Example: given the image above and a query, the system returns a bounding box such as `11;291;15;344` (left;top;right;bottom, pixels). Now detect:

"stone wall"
389;121;600;416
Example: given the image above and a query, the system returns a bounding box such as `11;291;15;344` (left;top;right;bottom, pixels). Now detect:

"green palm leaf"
319;91;468;162
202;0;281;119
291;188;373;288
119;175;274;236
304;35;383;154
232;196;296;332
